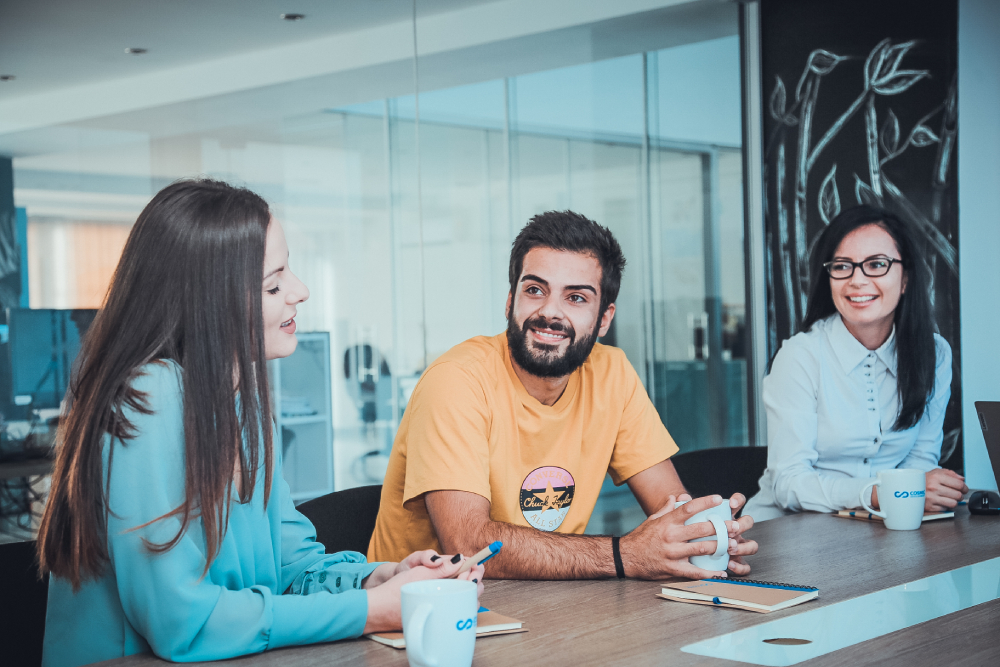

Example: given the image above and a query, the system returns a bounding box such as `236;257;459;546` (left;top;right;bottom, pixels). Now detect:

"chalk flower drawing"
765;38;956;338
764;38;959;460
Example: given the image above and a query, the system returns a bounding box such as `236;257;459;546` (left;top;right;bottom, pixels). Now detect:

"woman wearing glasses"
745;205;967;521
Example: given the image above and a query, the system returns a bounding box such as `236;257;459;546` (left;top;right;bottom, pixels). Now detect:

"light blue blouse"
43;361;381;667
744;314;952;522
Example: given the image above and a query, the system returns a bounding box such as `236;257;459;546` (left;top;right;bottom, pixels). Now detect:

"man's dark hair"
508;211;626;315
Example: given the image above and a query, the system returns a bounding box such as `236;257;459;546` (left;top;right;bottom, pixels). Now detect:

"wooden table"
97;510;1000;667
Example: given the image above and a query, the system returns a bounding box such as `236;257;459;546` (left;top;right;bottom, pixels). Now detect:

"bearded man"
368;211;757;579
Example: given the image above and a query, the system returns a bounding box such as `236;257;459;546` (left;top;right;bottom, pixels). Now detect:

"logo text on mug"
455;618;476;631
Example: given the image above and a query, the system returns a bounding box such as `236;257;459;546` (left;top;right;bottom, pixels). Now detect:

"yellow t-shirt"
367;333;678;562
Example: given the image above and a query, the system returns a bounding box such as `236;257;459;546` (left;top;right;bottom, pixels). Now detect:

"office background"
0;0;997;541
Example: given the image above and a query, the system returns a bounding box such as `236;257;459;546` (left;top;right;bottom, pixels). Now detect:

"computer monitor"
0;308;97;414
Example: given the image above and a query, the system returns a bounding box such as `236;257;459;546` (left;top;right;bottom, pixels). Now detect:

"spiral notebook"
367;609;526;648
834;508;955;522
658;578;819;613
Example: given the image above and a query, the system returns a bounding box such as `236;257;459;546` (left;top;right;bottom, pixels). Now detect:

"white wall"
959;0;1000;491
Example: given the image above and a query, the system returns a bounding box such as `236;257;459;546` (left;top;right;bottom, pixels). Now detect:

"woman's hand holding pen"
363;549;457;588
363;552;485;634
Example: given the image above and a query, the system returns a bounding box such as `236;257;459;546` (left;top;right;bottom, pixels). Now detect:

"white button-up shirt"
744;314;952;521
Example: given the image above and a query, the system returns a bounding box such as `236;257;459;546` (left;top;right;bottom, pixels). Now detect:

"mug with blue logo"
401;579;478;667
859;468;926;530
674;498;731;571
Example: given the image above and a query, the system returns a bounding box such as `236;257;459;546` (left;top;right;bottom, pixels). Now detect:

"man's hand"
925;468;968;512
426;489;635;580
726;493;756;576
620;494;758;580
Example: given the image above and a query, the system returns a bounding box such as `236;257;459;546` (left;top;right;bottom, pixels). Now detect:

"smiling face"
505;247;615;378
262;219;309;360
829;223;907;344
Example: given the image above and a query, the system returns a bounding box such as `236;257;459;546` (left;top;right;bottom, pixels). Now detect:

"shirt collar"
827;314;897;377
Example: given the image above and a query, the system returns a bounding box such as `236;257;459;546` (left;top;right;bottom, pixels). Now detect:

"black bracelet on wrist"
612;535;626;579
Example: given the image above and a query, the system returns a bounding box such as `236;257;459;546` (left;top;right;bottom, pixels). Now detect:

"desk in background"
94;510;1000;667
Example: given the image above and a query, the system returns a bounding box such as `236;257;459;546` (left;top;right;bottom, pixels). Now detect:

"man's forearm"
449;518;617;580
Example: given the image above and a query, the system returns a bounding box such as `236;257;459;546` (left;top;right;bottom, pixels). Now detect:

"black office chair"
0;539;48;667
670;446;768;504
296;484;383;555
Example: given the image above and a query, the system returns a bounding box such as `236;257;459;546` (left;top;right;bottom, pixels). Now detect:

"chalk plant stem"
793;75;822;317
807;89;869;173
864;95;882;197
776;142;796;334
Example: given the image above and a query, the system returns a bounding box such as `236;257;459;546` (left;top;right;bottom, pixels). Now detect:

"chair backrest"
295;484;383;555
0;539;48;667
669;446;768;505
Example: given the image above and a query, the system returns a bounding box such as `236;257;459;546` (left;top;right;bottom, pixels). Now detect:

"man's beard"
506;312;601;379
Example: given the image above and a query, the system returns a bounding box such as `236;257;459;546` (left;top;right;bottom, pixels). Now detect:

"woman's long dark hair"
802;205;937;431
38;179;274;588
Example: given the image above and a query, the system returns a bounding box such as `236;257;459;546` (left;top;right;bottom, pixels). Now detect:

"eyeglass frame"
822;256;904;280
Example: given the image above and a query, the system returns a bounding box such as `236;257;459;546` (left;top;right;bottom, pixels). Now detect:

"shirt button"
318;572;327;583
864;458;870;464
873;438;879;444
336;576;342;587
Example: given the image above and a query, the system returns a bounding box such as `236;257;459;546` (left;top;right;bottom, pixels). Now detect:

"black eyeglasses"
823;256;903;280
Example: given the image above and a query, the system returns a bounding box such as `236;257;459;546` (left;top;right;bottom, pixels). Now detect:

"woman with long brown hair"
36;179;482;667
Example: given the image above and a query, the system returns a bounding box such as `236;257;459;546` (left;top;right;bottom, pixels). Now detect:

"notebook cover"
366;611;525;649
655;593;770;614
661;579;817;610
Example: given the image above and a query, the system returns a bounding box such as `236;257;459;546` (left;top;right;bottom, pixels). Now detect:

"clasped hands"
362;550;485;634
620;493;758;580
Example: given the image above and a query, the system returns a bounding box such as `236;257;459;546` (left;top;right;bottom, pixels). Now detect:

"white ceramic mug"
675;498;731;571
859;468;926;530
401;579;478;667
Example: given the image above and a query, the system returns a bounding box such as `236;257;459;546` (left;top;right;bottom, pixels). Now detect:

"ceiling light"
125;47;148;55
0;75;15;81
280;13;305;21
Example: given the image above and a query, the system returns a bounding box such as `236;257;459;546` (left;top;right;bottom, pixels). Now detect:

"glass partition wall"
4;1;746;536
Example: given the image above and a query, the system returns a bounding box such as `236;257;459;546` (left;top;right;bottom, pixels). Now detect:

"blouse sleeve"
761;340;875;513
898;335;953;471
104;363;376;662
277;471;383;597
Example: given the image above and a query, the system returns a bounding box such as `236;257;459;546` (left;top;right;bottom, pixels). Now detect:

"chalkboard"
760;0;961;468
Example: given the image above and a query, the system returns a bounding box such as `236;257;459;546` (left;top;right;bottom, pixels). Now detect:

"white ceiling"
0;0;494;98
0;0;738;157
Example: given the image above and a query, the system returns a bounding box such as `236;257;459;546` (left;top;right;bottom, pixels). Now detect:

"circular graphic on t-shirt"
520;466;576;532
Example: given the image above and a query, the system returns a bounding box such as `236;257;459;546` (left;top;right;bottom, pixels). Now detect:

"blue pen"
455;541;503;576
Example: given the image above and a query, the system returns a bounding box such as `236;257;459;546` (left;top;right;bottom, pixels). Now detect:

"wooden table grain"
96;510;1000;667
